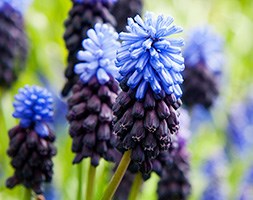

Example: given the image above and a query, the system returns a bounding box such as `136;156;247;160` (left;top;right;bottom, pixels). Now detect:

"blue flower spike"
75;23;121;85
13;85;54;137
116;12;185;100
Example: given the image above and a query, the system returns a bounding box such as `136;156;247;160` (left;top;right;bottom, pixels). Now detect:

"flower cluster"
6;85;56;195
67;24;120;166
0;1;28;89
75;23;120;85
13;85;53;137
62;0;117;96
116;12;185;100
113;12;184;177
111;0;143;32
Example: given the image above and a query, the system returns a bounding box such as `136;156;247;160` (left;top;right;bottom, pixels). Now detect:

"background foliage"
0;0;253;199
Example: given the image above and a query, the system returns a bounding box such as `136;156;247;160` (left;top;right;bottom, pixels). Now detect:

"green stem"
128;172;143;200
23;188;31;200
77;162;83;200
101;150;132;200
86;164;96;200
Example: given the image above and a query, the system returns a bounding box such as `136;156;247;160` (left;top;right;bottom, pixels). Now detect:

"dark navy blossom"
183;26;224;75
116;12;185;99
13;85;53;137
75;23;120;85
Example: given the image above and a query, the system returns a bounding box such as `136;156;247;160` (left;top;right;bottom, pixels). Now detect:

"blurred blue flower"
226;95;253;158
116;12;185;100
183;26;224;75
239;166;253;200
75;23;120;85
201;152;228;200
201;178;227;200
0;0;32;13
13;85;54;137
73;0;117;3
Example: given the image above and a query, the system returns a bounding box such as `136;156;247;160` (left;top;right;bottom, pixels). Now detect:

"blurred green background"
0;0;253;199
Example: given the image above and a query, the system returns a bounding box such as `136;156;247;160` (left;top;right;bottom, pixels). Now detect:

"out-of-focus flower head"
202;151;228;178
239;166;253;200
75;23;120;85
183;26;224;75
116;12;185;100
201;151;228;200
226;94;253;158
201;178;227;200
13;85;54;137
0;0;32;13
73;0;117;4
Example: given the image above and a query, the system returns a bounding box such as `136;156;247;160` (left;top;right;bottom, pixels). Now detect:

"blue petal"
97;68;110;85
35;122;49;137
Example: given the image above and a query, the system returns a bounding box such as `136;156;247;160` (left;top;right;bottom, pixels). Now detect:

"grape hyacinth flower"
6;85;57;195
200;152;228;200
182;26;224;109
0;0;28;89
113;12;184;177
62;0;118;96
111;0;143;32
225;94;253;159
66;23;120;166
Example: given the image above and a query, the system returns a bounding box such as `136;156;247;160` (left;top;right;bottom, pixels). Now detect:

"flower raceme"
112;12;184;177
75;23;121;85
116;12;185;100
67;23;120;166
6;85;56;195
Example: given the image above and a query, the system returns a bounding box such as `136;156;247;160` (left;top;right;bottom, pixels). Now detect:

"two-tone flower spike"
101;12;185;200
6;85;57;195
182;26;224;109
67;23;120;166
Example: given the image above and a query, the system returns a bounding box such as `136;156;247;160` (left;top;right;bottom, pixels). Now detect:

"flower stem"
128;172;143;200
86;163;96;200
23;188;31;200
101;150;132;200
77;162;83;200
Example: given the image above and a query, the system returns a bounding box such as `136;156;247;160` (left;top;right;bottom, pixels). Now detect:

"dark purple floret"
62;0;117;96
6;125;57;194
0;2;28;89
111;0;143;32
67;76;120;166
